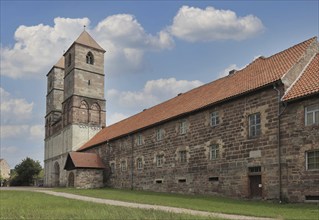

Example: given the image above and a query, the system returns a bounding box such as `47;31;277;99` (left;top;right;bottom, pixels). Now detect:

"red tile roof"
64;152;105;170
78;37;317;151
282;53;319;101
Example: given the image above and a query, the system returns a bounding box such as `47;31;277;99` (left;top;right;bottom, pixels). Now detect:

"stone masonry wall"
74;169;104;188
280;96;319;202
85;85;283;200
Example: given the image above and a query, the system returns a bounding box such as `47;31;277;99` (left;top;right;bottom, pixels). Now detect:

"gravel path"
1;187;275;220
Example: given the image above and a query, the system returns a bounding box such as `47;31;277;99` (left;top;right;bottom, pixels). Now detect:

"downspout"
130;135;134;190
273;84;287;203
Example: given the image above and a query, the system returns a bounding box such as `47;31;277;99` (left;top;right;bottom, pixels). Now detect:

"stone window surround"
137;134;143;146
306;150;319;170
156;154;164;167
110;161;116;173
121;160;127;172
136;157;144;170
179;150;187;163
156;128;164;141
248;112;261;138
305;104;319;126
86;51;94;65
179;119;187;134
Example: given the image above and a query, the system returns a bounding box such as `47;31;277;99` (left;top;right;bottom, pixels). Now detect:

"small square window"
211;111;219;126
306;150;319;170
179;120;187;134
179;150;187;163
156;155;164;167
210;144;219;160
305;104;319;126
249;113;261;138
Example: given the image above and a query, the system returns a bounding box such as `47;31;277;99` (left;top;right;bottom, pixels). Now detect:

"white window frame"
137;158;143;170
305;104;319;126
211;111;219;126
249;113;261;138
137;134;143;146
156;129;163;141
179;150;187;163
121;161;127;172
179;120;187;134
156;155;164;167
306;150;319;170
210;144;219;160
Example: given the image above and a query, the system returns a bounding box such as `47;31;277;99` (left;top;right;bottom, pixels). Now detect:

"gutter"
273;84;287;203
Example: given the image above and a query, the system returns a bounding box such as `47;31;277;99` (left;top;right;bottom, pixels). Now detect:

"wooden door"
249;175;262;198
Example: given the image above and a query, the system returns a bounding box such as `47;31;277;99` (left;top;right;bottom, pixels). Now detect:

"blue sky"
0;1;318;169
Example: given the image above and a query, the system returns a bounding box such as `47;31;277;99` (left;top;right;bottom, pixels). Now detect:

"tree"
10;157;42;186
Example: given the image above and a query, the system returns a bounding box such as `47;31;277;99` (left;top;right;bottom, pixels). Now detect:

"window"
156;155;164;167
249;113;261;138
137;158;143;170
137;134;142;146
305;104;319;126
156;129;164;141
110;163;115;173
178;178;186;183
121;161;127;172
210;144;219;160
68;53;71;67
179;120;187;134
249;166;261;173
86;52;94;64
208;177;219;182
179;150;187;163
211;111;219;126
306;150;319;170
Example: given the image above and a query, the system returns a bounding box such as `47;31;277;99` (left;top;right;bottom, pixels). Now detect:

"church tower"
62;30;106;152
44;31;106;187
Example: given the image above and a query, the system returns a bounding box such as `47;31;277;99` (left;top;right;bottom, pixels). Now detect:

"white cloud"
107;112;128;126
170;5;264;42
0;87;34;123
29;125;44;140
0;146;18;154
0;125;29;139
107;77;203;110
219;64;241;78
1;15;174;79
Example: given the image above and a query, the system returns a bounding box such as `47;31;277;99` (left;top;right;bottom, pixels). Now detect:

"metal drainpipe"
273;84;287;203
130;135;134;190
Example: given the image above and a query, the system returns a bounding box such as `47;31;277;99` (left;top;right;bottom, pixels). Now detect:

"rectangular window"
137;158;143;170
110;163;115;173
156;155;164;167
179;120;187;134
137;134;142;146
208;177;219;182
179;150;187;163
211;111;219;126
156;129;164;141
306;150;319;170
305;104;319;126
249;113;261;138
178;178;186;183
210;144;219;160
121;161;127;172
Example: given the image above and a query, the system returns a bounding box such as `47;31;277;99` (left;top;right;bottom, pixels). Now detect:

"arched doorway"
53;162;60;187
68;172;75;187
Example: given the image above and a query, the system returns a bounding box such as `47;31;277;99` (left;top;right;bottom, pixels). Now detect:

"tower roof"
74;30;105;52
53;56;65;69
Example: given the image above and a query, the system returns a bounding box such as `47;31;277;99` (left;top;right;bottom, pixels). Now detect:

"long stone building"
45;31;319;202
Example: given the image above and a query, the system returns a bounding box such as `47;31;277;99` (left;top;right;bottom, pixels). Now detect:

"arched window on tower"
86;52;94;65
79;101;89;124
90;103;101;125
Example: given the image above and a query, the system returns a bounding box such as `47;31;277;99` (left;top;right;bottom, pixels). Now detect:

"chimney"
229;69;236;75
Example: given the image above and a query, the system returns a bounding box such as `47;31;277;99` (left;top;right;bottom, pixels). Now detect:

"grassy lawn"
0;190;222;220
55;188;319;220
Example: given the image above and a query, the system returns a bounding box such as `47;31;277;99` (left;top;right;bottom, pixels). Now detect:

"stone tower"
44;31;106;187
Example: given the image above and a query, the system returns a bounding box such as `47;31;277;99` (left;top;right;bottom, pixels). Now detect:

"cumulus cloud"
107;112;128;126
29;125;44;140
0;124;44;140
218;64;241;78
170;5;264;42
107;77;203;111
1;15;174;79
0;87;34;123
0;146;18;154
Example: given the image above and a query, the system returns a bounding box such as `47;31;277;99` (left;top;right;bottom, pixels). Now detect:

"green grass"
0;190;222;220
55;188;319;220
